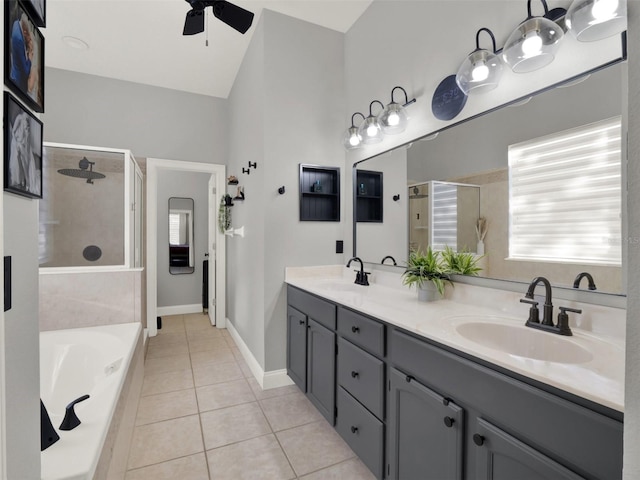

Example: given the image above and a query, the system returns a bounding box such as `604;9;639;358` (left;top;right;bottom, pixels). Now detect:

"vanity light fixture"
456;28;504;95
343;112;365;150
566;0;626;42
378;86;416;135
358;101;385;145
503;0;565;73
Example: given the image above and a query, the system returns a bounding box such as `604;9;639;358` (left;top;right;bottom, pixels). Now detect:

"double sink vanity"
285;265;624;480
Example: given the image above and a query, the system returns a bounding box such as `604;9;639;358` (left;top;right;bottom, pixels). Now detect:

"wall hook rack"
393;194;400;201
242;168;251;175
249;161;257;169
278;186;285;194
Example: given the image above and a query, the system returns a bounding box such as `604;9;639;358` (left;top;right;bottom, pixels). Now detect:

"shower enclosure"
39;143;143;269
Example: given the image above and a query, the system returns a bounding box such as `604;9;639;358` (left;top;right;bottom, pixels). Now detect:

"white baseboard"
157;304;202;317
225;318;294;390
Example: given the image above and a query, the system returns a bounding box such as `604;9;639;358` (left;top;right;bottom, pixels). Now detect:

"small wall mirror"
168;197;194;274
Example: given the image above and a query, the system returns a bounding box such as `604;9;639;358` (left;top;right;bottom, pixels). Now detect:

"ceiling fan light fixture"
566;0;626;42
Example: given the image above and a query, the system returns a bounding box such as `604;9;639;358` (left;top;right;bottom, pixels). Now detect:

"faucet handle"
520;298;540;324
557;306;581;336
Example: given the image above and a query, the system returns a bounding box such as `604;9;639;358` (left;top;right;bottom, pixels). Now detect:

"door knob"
351;426;358;434
473;434;485;446
351;326;360;333
351;371;359;378
444;416;455;428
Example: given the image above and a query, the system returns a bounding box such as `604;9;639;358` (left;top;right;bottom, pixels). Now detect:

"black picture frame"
21;0;45;28
4;0;45;113
3;92;43;199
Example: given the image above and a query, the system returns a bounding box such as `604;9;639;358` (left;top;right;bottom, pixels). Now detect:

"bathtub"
40;323;142;480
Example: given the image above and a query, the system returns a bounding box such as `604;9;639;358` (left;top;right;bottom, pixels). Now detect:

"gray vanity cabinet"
387;367;464;480
286;286;337;425
286;306;307;391
472;418;584;480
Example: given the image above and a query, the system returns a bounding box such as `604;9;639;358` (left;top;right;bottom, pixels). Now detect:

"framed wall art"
4;92;44;199
4;0;45;113
22;0;45;28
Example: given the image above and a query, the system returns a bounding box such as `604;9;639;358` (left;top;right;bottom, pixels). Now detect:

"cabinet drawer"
337;337;384;419
336;387;384;480
287;286;336;330
337;307;385;357
390;328;623;480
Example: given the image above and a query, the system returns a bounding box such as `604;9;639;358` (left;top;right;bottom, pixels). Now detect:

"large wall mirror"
354;55;626;299
168;197;195;274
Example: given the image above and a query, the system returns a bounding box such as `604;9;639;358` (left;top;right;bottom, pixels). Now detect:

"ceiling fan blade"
212;1;254;34
183;9;205;35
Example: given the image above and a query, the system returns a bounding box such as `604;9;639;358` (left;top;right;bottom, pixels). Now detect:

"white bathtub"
40;323;141;480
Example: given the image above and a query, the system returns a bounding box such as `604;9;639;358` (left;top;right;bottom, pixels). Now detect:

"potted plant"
441;246;484;276
402;247;452;302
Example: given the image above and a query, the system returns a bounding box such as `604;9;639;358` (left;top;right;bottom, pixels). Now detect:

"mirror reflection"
355;61;624;295
169;197;194;274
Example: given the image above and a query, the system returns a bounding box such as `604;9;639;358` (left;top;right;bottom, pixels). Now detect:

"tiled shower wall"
39;269;142;331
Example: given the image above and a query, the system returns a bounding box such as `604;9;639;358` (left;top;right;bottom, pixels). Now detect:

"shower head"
57;157;106;184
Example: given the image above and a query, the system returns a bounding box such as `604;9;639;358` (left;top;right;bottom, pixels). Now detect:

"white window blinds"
432;182;458;251
509;116;621;266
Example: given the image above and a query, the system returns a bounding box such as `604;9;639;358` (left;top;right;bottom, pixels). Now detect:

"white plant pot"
476;240;485;256
418;283;440;302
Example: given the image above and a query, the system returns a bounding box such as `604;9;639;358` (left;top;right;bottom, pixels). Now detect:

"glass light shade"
358;116;384;144
342;126;362;150
503;17;564;73
378;102;409;135
566;0;626;42
456;49;504;95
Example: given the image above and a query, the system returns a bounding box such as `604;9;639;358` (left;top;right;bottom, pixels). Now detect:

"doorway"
146;158;226;337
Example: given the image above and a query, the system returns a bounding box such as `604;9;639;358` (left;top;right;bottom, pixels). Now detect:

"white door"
207;174;216;326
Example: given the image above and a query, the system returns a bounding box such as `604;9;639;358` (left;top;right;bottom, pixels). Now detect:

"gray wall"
228;10;346;371
3;194;40;479
42;68;228;163
157;170;210;308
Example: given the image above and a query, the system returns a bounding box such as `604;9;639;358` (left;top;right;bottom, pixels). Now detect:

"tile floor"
125;313;375;480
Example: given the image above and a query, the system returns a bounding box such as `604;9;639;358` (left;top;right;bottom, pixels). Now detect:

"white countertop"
285;265;625;412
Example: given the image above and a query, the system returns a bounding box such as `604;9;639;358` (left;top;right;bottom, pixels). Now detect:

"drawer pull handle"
351;371;359;378
473;434;485;446
351;326;360;333
443;417;455;428
350;426;358;434
405;375;414;383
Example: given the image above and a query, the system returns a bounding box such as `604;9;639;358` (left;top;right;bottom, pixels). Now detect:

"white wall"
227;10;346;372
42;68;228;163
624;4;639;478
156;170;210;309
3;194;40;479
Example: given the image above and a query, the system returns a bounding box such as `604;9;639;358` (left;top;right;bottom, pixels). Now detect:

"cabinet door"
307;318;336;425
472;418;585;480
387;368;464;480
286;306;307;391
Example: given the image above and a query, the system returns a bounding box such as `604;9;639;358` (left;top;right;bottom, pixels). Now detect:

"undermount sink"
453;317;594;364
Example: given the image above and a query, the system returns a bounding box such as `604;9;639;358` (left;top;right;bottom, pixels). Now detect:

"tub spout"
41;400;60;451
59;394;90;431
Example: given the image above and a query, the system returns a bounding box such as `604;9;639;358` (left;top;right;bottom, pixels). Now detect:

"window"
509;116;621;265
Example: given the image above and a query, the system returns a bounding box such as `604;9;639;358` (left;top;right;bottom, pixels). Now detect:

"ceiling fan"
183;0;254;35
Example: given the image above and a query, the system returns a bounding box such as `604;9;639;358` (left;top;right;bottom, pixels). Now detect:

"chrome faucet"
573;272;597;291
520;276;581;336
346;257;369;286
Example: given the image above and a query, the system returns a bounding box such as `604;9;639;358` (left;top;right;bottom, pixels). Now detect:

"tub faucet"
41;400;60;451
381;255;397;266
59;394;90;431
346;257;369;286
573;272;597;291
